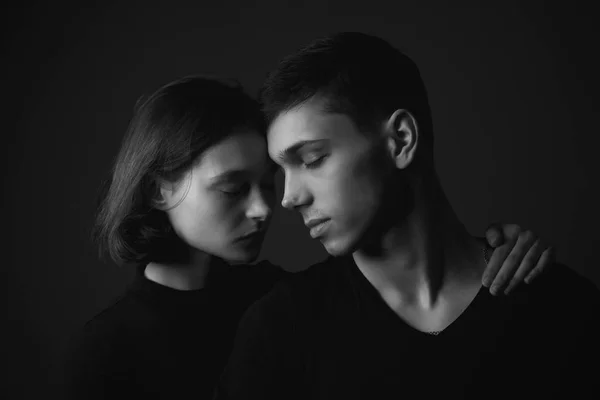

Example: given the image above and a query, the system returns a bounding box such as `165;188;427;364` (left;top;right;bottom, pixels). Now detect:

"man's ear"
383;109;419;170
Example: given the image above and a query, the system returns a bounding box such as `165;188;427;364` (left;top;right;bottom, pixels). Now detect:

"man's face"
267;97;393;256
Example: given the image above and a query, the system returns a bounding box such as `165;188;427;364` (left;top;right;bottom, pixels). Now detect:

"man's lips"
305;218;331;238
304;218;330;229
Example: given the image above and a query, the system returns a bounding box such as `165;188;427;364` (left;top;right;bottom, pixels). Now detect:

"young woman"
65;76;552;399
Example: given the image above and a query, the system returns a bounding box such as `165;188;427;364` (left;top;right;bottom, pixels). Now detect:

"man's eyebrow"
275;139;328;162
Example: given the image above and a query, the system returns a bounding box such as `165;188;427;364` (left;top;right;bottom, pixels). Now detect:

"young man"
215;32;600;399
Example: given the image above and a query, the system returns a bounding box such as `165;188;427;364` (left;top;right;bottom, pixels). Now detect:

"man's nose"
281;172;308;210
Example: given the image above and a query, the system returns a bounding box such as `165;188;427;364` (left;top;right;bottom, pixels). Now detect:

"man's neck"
352;175;485;310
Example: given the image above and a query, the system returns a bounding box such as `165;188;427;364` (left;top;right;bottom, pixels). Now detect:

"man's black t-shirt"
216;255;600;399
64;261;286;399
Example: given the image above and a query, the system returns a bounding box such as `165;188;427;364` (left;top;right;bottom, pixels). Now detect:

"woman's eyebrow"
207;170;249;186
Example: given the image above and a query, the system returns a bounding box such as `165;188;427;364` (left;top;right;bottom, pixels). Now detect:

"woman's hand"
482;223;554;295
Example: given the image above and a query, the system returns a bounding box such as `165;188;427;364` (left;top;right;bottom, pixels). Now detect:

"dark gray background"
4;1;598;398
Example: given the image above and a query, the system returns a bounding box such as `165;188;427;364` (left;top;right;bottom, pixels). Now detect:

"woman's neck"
145;251;224;291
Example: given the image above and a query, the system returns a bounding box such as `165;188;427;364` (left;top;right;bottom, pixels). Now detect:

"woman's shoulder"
71;269;167;347
64;286;151;395
74;290;146;345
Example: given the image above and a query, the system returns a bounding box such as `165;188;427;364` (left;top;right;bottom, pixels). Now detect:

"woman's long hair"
93;76;266;266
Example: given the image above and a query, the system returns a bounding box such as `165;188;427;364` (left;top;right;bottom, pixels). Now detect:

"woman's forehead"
197;131;269;178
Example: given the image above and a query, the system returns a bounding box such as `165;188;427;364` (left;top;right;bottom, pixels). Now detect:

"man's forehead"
266;101;342;155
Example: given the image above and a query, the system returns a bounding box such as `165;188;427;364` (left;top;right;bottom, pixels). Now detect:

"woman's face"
160;130;276;264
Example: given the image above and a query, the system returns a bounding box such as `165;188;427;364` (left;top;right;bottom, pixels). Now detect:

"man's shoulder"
242;256;348;322
531;263;599;299
512;263;600;324
230;260;289;295
277;255;347;295
516;263;600;354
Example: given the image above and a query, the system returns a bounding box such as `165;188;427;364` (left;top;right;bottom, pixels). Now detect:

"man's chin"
321;236;355;257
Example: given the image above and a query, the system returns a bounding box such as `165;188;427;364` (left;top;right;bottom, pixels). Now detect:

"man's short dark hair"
260;32;434;152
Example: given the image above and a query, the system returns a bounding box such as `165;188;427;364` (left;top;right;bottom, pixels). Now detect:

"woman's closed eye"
219;183;248;197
